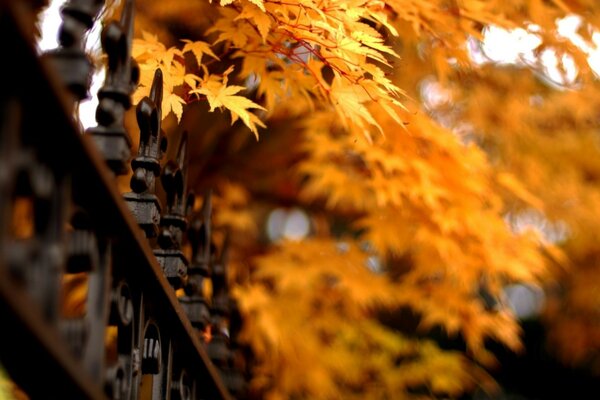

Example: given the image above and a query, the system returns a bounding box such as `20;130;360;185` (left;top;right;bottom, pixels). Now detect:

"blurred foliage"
126;0;600;398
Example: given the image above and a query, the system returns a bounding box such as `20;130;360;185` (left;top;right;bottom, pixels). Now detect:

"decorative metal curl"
106;280;137;400
171;369;193;400
142;321;162;375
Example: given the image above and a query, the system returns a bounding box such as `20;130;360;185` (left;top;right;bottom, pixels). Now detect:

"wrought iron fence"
0;1;242;398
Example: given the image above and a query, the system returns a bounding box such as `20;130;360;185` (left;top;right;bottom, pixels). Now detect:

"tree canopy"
39;0;600;398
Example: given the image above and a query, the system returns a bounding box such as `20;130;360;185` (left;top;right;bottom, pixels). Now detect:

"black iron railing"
0;1;242;398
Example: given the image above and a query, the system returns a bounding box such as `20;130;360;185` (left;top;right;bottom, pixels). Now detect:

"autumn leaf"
330;76;382;136
181;39;219;66
190;75;265;139
165;93;186;122
235;4;272;42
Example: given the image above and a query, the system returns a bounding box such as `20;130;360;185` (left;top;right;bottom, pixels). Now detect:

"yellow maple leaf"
330;76;381;136
132;31;166;60
190;76;266;139
235;4;272;42
181;39;219;66
164;93;186;123
350;29;398;59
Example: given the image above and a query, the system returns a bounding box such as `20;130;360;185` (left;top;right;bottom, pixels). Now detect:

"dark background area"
478;319;600;400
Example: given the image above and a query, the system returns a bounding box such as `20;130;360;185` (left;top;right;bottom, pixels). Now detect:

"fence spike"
123;68;165;237
87;0;138;175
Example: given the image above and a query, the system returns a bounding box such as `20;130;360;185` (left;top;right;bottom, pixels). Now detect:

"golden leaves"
190;67;266;138
133;32;265;133
164;93;186;122
330;77;383;134
448;60;600;366
235;4;271;41
144;0;434;141
235;239;491;398
297;106;548;361
212;181;258;235
206;0;407;137
133;31;187;121
181;39;219;66
128;0;600;398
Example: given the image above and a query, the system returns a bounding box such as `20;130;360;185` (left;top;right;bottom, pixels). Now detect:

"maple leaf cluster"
133;31;265;135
